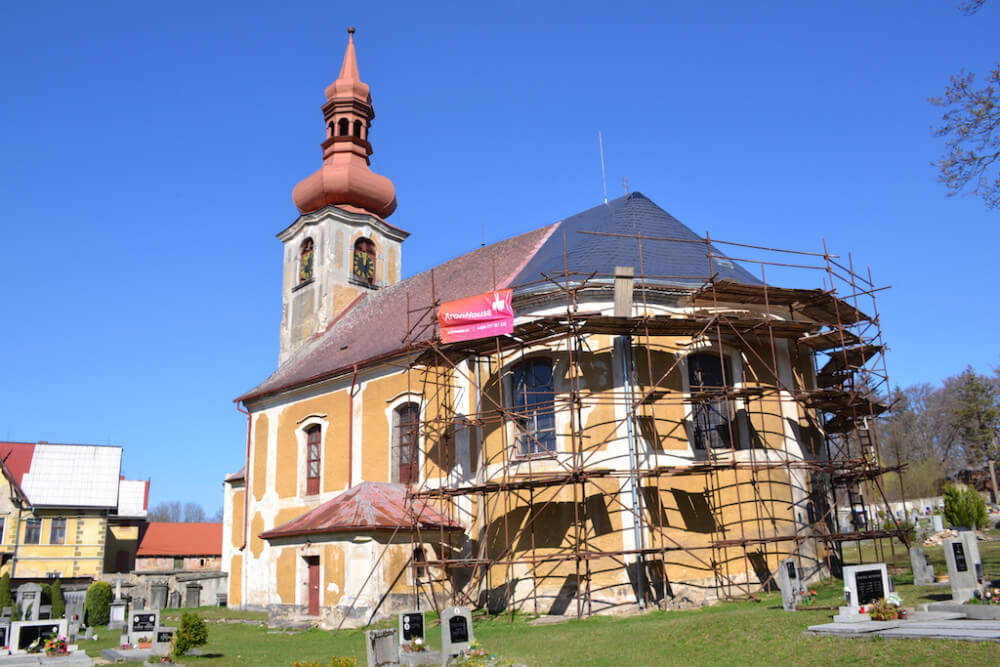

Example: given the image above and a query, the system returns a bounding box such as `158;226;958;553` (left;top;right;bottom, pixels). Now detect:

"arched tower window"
299;238;314;284
352;238;376;286
394;402;420;484
305;424;321;495
511;358;556;456
338;118;350;136
353;119;362;138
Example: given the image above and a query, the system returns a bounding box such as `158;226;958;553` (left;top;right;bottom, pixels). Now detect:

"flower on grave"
886;592;902;607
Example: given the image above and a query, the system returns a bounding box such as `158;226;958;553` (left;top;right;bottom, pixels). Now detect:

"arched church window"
305;424;321;495
352;238;376;286
338;118;350;136
394;402;419;484
353;120;362;138
299;238;314;284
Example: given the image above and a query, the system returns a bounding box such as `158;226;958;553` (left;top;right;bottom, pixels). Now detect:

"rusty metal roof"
258;482;462;539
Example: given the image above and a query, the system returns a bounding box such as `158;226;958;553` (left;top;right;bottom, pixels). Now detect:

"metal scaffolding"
390;230;908;619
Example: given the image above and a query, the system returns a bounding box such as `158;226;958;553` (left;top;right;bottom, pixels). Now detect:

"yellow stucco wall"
13;510;107;579
276;548;296;603
229;553;243;606
252;414;269;502
231;488;245;548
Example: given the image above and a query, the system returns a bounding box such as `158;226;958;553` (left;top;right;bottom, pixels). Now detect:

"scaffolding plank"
799;328;861;351
687;279;871;325
818;343;883;376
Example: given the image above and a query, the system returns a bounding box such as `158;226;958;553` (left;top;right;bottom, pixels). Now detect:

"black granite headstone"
17;623;60;650
786;561;797;580
401;613;424;641
132;613;156;633
156;630;174;643
448;615;469;644
952;541;968;572
855;569;885;605
0;625;7;648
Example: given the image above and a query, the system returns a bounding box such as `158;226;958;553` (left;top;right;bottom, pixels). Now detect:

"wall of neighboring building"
12;509;107;579
135;555;221;571
104;521;141;573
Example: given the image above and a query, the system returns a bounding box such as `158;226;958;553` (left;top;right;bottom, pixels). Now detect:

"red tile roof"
259;482;462;539
225;467;245;482
0;442;36;486
237;224;558;403
137;522;222;556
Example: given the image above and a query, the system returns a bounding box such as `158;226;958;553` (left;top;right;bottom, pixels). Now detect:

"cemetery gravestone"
909;546;936;586
776;558;804;611
440;606;473;657
108;600;127;630
129;610;159;645
0;622;8;649
365;627;398;667
168;591;181;608
9;619;67;654
932;514;944;532
16;583;41;621
399;611;425;646
943;533;984;602
833;564;891;623
153;627;175;656
184;582;202;608
150;582;168;610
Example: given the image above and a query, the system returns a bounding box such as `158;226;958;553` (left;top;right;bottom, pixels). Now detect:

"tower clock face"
353;250;375;284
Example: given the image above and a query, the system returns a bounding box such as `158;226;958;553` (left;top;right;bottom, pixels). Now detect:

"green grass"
74;535;1000;665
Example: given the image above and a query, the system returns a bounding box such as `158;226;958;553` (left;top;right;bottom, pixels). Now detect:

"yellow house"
0;441;149;582
223;30;900;627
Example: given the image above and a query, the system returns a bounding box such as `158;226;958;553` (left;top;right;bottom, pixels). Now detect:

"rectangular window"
306;426;321;495
50;518;67;545
24;518;41;544
174;557;184;569
687;353;740;450
512;359;556;456
0;517;5;544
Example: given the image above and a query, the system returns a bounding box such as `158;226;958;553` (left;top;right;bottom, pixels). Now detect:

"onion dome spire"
292;27;397;218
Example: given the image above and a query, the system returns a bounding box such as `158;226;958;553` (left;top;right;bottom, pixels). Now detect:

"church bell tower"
278;28;408;364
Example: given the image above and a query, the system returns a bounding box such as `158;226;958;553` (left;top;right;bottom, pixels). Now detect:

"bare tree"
931;2;999;208
183;503;207;522
148;501;182;522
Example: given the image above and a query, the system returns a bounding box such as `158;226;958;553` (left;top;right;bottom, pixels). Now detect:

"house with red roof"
0;441;148;583
223;29;890;628
136;522;222;571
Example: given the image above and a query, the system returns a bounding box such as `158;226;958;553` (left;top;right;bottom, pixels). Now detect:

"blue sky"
1;1;997;513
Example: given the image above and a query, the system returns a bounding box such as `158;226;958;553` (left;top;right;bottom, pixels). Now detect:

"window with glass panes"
306;425;321;495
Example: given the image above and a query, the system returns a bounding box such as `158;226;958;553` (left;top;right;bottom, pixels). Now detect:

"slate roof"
239;192;754;403
137;522;222;557
512;192;759;288
259;481;463;539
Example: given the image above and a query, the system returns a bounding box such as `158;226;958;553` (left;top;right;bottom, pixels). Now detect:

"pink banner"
437;289;514;344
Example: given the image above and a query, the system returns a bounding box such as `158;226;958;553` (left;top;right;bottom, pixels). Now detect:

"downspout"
10;503;23;580
619;334;646;610
348;364;359;489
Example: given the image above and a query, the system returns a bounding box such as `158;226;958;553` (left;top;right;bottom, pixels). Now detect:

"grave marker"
833;564;891;623
909;546;935;586
776;557;804;611
441;606;473;657
399;611;424;645
365;627;398;667
943;532;984;602
9;619;67;654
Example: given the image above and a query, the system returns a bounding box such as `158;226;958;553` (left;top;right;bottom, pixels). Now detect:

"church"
222;29;895;627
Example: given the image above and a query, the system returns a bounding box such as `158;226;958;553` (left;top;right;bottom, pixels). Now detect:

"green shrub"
50;579;65;619
84;581;112;626
943;484;988;530
172;612;208;657
0;572;12;611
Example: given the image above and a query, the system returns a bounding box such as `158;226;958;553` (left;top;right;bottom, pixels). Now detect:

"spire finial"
347;26;355;35
338;26;360;81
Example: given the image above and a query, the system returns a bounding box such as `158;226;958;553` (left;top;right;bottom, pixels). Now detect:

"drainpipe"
10;503;23;580
619;335;646;610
